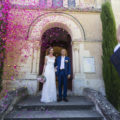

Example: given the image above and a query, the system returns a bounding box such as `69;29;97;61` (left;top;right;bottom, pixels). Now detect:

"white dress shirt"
60;56;65;69
114;43;120;53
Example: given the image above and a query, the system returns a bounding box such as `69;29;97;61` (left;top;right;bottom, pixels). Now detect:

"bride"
41;47;57;103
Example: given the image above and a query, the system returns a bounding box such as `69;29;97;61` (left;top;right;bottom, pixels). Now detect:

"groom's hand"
67;74;71;79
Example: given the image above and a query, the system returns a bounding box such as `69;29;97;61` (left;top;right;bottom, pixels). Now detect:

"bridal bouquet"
37;75;46;83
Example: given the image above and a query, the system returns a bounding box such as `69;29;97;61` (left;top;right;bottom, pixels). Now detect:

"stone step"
15;96;94;110
4;109;103;120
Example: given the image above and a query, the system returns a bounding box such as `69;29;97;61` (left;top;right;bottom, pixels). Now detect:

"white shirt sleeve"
60;56;65;69
114;43;120;53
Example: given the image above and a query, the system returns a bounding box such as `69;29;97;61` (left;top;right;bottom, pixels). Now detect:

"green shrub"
101;1;120;109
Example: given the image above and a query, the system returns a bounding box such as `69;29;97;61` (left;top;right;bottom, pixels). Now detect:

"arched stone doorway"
27;12;85;95
39;27;73;91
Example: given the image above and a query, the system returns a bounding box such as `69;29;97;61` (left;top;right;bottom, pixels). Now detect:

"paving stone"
15;96;94;110
4;109;103;120
4;96;103;120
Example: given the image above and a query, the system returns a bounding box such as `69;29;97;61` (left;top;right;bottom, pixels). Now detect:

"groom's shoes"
57;98;62;102
63;98;68;102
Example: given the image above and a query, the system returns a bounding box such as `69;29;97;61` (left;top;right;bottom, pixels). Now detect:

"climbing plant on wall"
0;2;6;93
101;1;120;110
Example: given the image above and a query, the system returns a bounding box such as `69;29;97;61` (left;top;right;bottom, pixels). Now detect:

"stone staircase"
4;96;103;120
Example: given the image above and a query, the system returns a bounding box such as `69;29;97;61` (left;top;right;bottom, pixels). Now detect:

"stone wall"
8;0;104;9
84;88;120;120
111;0;120;28
2;7;105;95
0;87;28;120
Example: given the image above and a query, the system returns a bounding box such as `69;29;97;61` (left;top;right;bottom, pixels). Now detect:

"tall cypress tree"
101;1;120;109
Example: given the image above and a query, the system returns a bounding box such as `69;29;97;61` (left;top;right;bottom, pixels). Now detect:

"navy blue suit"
56;56;71;99
110;47;120;76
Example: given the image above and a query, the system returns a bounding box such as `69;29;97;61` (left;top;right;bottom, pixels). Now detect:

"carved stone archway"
27;12;85;94
28;12;85;41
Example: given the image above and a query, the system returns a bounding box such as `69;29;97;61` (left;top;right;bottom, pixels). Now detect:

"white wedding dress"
41;56;57;103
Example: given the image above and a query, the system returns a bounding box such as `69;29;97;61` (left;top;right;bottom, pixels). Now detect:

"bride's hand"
55;66;57;72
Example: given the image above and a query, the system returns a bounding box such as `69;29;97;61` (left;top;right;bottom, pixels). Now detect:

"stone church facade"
2;0;120;95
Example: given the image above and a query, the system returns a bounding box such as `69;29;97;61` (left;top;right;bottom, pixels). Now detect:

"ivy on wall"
0;2;6;93
101;1;120;110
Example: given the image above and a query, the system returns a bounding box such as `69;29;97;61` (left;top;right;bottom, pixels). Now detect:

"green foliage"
101;1;120;109
0;37;5;92
0;7;6;93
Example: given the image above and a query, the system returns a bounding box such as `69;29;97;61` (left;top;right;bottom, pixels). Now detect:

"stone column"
79;0;85;8
36;47;41;75
75;0;80;8
47;0;52;8
72;41;80;73
31;48;38;73
31;41;40;74
63;0;68;8
72;41;84;96
95;0;103;9
22;40;40;95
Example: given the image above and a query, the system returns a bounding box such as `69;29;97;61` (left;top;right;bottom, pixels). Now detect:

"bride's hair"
46;47;53;55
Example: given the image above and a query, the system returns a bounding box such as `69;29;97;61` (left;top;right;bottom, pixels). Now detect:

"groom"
56;49;71;102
